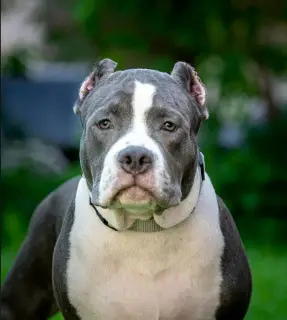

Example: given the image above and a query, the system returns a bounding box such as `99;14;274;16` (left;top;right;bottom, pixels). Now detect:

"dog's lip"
109;184;163;208
113;185;173;211
91;183;150;208
114;184;153;199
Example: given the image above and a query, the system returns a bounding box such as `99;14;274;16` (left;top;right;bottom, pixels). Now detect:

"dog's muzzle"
90;150;206;232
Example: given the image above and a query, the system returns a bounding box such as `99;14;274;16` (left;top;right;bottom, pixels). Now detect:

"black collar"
89;198;118;231
90;150;205;232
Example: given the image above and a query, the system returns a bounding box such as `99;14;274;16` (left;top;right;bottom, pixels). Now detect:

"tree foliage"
66;0;287;116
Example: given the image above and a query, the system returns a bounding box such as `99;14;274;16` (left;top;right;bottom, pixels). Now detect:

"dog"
0;59;252;320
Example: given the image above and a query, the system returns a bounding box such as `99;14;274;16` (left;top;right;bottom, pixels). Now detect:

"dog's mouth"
92;180;181;213
117;186;152;201
109;186;159;213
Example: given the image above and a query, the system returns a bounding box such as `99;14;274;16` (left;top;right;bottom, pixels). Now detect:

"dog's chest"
66;178;223;320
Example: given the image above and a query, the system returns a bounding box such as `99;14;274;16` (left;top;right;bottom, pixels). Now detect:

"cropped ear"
73;58;117;115
171;61;208;120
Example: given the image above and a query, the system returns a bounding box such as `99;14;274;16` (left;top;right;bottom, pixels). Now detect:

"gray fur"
216;197;252;319
53;199;80;319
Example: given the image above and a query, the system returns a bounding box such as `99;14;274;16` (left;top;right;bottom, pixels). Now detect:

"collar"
89;151;205;232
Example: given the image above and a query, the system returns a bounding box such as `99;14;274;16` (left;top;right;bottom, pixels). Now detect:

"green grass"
245;246;286;319
1;241;286;319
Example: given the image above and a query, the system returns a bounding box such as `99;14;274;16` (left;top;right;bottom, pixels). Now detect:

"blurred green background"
1;0;287;319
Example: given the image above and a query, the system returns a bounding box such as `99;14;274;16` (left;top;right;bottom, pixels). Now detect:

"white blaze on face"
132;81;155;131
98;81;169;207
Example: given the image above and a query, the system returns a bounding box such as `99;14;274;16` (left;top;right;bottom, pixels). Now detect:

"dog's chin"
94;185;182;213
109;186;158;214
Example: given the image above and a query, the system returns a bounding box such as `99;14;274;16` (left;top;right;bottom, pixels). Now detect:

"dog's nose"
117;146;153;175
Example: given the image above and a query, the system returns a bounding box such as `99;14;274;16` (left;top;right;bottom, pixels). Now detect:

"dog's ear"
73;58;117;115
171;62;208;120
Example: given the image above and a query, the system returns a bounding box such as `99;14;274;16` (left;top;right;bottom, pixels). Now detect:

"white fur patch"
98;81;170;207
67;174;224;320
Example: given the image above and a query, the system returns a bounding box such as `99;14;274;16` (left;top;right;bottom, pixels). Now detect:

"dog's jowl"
0;59;252;320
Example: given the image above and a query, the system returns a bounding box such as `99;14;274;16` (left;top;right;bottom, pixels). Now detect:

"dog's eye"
162;121;178;132
97;119;113;130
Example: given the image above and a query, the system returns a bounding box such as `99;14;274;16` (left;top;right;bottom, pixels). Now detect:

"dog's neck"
88;165;203;232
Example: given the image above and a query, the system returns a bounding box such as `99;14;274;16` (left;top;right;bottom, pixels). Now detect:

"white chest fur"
67;176;224;320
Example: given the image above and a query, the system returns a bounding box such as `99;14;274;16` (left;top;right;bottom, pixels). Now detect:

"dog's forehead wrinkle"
84;82;134;119
152;92;192;124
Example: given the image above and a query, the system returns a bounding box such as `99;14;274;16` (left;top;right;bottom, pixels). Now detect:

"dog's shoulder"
216;196;252;320
29;176;81;235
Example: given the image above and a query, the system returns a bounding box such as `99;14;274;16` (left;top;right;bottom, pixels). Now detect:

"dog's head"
74;59;208;215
